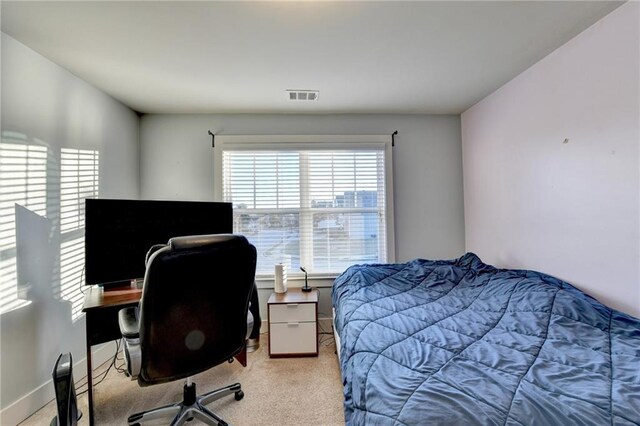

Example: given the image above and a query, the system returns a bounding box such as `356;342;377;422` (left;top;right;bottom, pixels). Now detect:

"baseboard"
0;342;117;425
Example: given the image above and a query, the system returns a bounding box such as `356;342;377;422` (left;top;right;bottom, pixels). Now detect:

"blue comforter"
332;253;640;425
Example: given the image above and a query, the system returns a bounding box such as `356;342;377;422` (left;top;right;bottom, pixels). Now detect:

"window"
216;135;394;276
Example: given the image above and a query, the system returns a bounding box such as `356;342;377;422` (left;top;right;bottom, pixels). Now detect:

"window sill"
255;274;338;289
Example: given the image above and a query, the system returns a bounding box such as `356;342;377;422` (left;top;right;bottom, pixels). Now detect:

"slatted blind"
60;148;99;233
60;148;99;320
222;145;388;275
0;139;46;313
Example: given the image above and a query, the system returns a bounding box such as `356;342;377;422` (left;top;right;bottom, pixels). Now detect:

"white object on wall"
274;263;288;294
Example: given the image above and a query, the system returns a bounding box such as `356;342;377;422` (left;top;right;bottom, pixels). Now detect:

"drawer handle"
287;322;299;327
286;304;299;308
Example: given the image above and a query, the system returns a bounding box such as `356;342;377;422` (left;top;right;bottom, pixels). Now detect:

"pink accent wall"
462;2;639;317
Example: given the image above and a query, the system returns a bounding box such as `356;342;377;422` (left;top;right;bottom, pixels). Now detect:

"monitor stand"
101;280;136;292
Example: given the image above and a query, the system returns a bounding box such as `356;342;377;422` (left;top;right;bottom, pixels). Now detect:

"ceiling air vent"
287;90;319;101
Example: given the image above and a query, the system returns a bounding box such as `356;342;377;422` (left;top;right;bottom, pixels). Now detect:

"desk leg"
86;331;95;425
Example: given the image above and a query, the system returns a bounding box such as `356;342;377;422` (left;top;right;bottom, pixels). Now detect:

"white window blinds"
218;135;394;276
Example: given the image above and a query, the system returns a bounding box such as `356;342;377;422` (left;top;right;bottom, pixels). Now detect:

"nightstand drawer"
269;322;317;355
269;303;315;323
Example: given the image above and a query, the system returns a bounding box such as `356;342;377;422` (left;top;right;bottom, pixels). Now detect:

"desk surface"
82;285;142;311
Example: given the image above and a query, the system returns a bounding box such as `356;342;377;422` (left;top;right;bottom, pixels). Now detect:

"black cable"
114;345;127;374
319;332;335;347
79;266;86;294
90;348;117;386
74;378;88;392
318;317;334;335
77;340;122;396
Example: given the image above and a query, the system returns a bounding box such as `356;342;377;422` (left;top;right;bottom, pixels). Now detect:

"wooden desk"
82;285;142;426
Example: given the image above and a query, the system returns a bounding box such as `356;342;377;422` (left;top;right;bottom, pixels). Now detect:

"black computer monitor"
84;199;232;286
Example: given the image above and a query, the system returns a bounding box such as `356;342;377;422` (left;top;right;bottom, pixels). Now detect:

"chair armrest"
118;307;141;380
118;307;139;339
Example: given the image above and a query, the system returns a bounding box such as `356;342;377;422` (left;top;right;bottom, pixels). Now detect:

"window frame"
214;134;395;279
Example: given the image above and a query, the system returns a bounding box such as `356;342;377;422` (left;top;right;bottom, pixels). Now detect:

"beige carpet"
21;337;345;425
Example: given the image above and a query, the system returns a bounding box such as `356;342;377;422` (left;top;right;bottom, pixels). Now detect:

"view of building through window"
223;149;387;275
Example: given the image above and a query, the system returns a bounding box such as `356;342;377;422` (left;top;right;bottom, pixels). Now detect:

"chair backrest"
137;234;256;386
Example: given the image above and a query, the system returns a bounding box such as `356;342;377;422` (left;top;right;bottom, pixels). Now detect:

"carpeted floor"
21;336;345;425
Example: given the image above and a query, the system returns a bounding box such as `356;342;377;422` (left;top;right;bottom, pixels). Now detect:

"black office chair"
118;234;257;426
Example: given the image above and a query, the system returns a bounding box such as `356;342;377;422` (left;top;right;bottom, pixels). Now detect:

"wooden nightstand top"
268;288;318;304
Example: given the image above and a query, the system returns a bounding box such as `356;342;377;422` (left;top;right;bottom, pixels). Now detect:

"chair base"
128;381;243;426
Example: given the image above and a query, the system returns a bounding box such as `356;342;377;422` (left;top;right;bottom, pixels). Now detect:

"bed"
332;253;640;425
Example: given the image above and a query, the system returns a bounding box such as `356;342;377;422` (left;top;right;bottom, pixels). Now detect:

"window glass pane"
233;211;300;274
224;151;299;209
308;151;381;208
312;211;380;272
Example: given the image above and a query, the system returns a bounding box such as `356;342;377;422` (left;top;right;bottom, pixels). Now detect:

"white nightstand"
268;288;318;358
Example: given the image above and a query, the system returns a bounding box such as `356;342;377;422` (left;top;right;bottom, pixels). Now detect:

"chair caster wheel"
234;390;244;401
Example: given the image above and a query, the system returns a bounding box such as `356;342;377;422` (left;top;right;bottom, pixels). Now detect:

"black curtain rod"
209;130;398;148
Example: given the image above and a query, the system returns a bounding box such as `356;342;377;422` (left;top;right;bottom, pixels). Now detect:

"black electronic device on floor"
50;353;81;426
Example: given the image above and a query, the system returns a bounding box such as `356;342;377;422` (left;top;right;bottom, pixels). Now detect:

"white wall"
462;2;639;317
140;114;465;316
0;34;140;423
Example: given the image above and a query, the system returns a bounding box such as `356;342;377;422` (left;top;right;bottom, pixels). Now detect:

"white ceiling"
1;1;623;114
